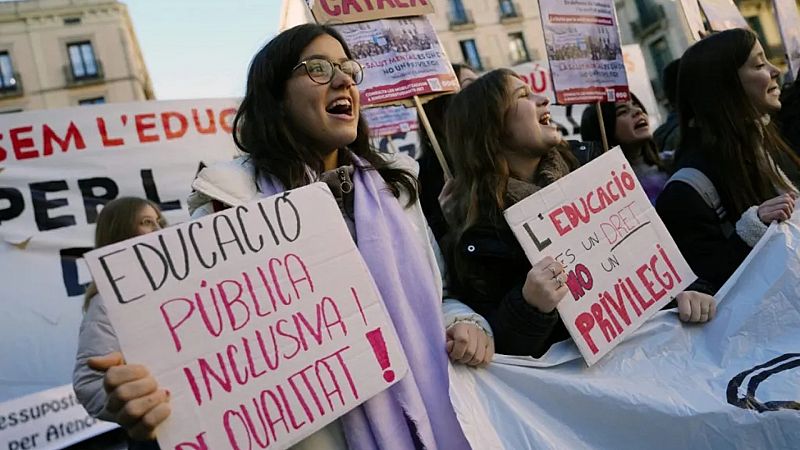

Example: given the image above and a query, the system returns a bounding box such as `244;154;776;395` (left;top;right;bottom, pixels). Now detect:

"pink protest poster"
538;0;629;104
334;17;459;106
83;183;408;449
504;148;696;365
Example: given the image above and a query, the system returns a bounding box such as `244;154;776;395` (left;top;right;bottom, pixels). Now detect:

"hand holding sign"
522;257;569;314
504;148;696;365
83;183;409;450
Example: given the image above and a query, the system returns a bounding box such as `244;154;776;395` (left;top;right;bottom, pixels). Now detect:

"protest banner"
621;44;663;129
451;216;800;449
363;105;422;157
83;183;409;450
503;148;695;365
678;0;707;41
304;0;433;25
362;105;418;137
697;0;749;31
0;385;117;450
0;99;239;426
774;0;800;80
333;17;459;106
538;0;629;104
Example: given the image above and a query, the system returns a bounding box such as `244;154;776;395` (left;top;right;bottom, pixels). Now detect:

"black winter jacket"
451;217;570;357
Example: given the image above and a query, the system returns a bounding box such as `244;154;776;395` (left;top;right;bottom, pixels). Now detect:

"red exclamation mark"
366;328;395;383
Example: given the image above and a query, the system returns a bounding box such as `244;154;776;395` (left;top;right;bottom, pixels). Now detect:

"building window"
508;32;530;64
450;0;468;23
649;38;673;97
499;0;518;18
460;39;483;71
79;96;105;105
67;41;98;79
0;52;18;91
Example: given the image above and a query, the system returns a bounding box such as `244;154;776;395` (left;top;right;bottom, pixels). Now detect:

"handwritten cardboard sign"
538;0;629;104
504;148;696;365
305;0;434;25
84;183;408;449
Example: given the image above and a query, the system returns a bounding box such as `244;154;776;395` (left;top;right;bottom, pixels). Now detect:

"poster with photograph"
539;0;629;104
334;17;459;105
362;105;419;137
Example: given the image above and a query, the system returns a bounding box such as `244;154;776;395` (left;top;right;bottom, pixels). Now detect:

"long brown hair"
445;69;577;232
233;23;417;204
83;197;165;310
678;28;800;217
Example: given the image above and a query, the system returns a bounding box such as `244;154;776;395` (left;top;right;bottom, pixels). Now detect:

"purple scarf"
257;157;470;450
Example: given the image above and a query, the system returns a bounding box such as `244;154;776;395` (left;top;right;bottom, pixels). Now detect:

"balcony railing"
448;8;475;30
0;72;23;98
63;59;104;86
499;0;523;22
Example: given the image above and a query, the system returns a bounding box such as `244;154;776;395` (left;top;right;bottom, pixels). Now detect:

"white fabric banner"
0;99;240;407
0;384;117;450
451;217;800;448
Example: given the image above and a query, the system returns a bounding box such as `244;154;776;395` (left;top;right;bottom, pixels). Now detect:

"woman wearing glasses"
77;24;486;450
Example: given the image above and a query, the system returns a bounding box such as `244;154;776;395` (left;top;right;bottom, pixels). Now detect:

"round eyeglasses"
293;58;364;85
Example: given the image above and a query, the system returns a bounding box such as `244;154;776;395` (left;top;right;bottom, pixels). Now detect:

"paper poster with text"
503;148;695;365
363;105;419;137
83;183;408;450
774;0;800;80
305;0;433;25
539;0;629;104
334;17;459;105
0;99;239;409
697;0;748;31
364;106;422;157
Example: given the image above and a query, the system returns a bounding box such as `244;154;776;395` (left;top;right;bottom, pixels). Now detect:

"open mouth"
539;112;551;126
326;97;353;116
634;118;649;130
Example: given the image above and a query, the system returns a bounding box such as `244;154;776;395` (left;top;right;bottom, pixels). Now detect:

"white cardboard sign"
503;148;695;365
84;183;408;450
